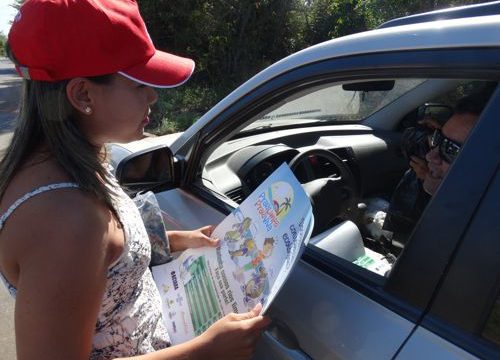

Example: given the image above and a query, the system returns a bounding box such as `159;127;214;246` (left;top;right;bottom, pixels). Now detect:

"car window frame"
178;47;500;324
386;84;500;306
417;168;500;359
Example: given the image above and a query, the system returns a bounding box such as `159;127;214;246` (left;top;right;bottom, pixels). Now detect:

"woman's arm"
11;190;118;360
9;192;268;360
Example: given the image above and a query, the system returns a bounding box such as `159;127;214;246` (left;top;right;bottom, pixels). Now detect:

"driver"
382;89;493;248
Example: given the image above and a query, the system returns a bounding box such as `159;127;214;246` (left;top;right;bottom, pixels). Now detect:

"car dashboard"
200;124;408;276
203;125;407;205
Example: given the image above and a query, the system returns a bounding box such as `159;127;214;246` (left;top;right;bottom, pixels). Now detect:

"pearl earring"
84;106;92;114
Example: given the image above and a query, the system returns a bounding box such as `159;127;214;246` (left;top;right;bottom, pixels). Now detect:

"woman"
0;0;269;359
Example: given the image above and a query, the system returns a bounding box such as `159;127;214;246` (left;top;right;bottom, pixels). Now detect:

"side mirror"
116;145;176;191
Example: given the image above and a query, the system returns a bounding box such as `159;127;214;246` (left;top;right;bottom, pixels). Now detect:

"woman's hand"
118;303;270;360
195;303;271;360
168;225;219;252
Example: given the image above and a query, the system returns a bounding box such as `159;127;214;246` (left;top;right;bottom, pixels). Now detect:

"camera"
400;103;452;161
401;125;431;161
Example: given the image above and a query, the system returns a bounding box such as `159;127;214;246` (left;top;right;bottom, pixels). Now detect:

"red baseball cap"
8;0;195;88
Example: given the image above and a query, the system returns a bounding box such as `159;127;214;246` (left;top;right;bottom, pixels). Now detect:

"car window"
315;80;494;278
241;79;426;132
202;77;495;281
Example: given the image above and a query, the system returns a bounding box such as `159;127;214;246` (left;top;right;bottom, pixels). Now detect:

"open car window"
202;76;495;281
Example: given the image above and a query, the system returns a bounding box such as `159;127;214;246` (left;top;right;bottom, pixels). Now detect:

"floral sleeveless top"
0;172;170;359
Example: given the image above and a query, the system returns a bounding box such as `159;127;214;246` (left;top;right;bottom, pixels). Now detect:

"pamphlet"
152;163;314;344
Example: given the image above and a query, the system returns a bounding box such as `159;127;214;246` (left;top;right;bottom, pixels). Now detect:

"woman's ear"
66;78;93;116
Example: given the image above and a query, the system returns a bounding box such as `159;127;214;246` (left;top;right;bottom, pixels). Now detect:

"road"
0;57;20;153
0;57;20;360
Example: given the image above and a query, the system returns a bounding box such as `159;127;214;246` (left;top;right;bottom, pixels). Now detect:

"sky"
0;0;17;36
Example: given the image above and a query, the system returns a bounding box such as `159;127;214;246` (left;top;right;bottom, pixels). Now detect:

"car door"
150;47;495;359
395;94;500;359
142;36;500;357
396;171;500;359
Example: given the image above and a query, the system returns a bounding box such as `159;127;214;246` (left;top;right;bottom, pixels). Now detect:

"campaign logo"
255;181;294;231
269;181;294;221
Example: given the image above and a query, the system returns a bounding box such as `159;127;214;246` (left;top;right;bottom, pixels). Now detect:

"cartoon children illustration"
229;237;257;259
231;238;275;297
234;217;252;234
243;266;270;305
240;238;275;271
223;217;252;243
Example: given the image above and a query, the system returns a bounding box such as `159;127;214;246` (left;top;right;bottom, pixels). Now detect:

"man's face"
422;112;478;195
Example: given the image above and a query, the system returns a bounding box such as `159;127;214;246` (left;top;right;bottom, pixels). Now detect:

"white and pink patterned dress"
0;173;170;359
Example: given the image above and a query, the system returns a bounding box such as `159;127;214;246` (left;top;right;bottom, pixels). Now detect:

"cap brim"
119;50;195;88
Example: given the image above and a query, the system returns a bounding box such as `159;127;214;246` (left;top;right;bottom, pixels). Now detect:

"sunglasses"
429;129;462;163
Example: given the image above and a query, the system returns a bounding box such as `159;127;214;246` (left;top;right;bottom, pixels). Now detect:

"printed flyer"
151;163;314;344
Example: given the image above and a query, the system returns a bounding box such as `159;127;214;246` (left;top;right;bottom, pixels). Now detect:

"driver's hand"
410;156;429;180
418;118;442;130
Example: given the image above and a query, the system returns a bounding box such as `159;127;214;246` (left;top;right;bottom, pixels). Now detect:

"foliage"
140;0;308;134
363;0;487;28
11;0;23;10
0;32;6;57
137;0;489;134
2;0;489;133
147;85;220;134
1;1;23;56
302;0;367;44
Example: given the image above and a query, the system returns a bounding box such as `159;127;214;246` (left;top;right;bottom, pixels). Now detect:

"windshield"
242;78;426;132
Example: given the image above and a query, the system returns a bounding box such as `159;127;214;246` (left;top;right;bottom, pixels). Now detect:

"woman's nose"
147;87;158;105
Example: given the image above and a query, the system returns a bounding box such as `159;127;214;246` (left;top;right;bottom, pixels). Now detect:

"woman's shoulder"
0;158;117;266
1;156;75;208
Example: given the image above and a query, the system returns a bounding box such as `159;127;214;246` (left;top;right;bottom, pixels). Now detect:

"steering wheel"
288;148;359;233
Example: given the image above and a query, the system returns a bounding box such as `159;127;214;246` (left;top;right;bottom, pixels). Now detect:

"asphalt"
0;57;20;360
0;57;20;154
0;285;15;360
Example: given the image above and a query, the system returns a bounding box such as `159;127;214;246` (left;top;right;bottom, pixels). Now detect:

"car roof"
173;14;500;153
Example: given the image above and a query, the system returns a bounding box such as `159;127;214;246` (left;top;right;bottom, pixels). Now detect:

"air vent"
226;188;245;204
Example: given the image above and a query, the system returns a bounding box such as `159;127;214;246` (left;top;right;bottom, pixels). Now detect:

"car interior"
198;77;497;277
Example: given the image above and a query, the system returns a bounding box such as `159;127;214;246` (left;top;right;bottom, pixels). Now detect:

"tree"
11;0;23;10
363;0;489;28
138;0;307;132
137;0;492;134
302;0;368;45
0;1;24;57
0;32;6;57
139;0;304;90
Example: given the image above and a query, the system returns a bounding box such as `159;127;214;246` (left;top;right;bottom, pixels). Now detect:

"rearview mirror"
342;80;395;92
417;103;453;125
116;146;176;190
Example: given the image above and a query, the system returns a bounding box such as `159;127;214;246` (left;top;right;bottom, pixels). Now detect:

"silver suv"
112;3;500;359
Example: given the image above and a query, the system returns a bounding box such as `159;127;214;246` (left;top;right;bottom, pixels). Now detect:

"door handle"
261;319;313;360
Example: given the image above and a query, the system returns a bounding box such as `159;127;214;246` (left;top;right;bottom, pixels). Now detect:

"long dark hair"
0;43;116;207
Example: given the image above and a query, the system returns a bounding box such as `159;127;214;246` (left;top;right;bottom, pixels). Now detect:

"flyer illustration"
151;163;314;344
